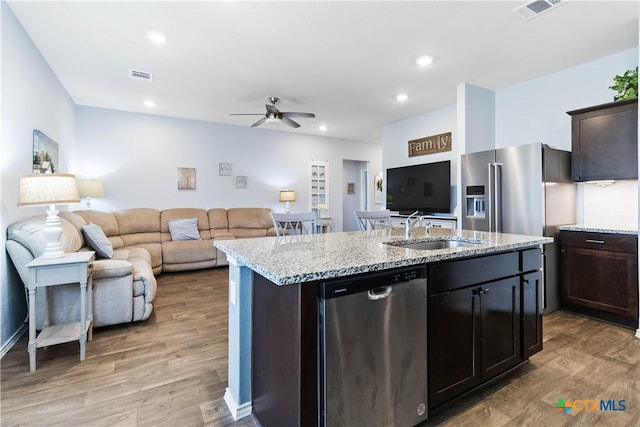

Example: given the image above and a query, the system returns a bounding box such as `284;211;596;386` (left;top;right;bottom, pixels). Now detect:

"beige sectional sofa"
6;207;275;329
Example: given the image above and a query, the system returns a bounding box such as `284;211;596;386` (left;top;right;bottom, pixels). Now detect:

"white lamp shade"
77;179;105;198
18;173;80;207
279;190;296;202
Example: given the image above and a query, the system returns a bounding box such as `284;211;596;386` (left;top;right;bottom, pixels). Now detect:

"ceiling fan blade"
251;117;267;127
230;113;265;116
281;112;316;118
281;116;301;128
265;104;279;115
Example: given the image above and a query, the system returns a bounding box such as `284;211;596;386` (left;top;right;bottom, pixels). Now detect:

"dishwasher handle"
368;285;394;300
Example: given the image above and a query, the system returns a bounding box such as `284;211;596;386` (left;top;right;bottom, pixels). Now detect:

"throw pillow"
82;223;113;259
168;218;201;241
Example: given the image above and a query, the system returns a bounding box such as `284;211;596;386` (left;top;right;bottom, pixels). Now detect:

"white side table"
25;251;95;372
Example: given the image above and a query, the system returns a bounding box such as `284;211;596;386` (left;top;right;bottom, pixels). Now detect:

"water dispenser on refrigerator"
465;185;486;218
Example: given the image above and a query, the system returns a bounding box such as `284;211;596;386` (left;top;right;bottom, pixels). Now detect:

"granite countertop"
214;227;552;285
558;225;638;235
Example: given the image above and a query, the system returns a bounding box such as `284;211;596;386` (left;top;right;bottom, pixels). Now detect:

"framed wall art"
347;182;355;194
374;172;384;204
219;162;232;176
235;176;247;188
32;129;59;173
177;167;196;190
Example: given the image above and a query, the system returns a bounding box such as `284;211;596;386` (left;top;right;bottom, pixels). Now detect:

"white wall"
342;160;367;231
73;106;382;233
495;48;638;151
496;48;638;228
382;105;459;216
1;2;76;353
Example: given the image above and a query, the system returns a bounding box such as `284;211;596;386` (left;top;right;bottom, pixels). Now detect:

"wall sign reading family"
408;132;452;157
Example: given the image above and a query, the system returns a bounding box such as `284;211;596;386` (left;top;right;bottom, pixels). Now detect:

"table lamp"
279;190;296;213
18;173;80;258
77;179;104;208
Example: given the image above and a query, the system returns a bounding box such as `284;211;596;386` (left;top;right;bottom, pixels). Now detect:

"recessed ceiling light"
143;100;156;108
319;124;328;131
147;31;167;45
396;93;409;102
416;55;433;67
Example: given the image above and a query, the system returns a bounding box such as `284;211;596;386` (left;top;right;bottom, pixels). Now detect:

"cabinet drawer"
521;248;541;272
560;231;637;253
428;251;519;295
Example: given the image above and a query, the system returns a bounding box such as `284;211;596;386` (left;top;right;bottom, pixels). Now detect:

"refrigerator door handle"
494;162;503;233
487;163;494;232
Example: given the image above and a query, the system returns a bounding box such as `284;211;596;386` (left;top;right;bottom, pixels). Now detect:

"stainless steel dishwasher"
319;266;428;427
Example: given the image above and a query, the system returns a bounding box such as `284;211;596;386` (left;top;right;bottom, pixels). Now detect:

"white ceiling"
8;1;639;143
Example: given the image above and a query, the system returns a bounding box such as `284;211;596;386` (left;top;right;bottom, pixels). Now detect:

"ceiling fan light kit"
231;96;316;129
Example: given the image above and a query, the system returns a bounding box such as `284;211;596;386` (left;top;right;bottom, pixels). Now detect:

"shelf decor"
308;160;329;210
609;66;638;101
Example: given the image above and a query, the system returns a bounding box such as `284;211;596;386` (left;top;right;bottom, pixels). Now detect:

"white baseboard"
1;324;26;359
635;327;640;339
224;388;252;421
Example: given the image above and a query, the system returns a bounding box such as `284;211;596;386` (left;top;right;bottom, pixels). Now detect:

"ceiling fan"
230;96;316;128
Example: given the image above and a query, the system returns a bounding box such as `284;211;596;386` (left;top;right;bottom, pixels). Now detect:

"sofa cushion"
73;210;125;249
162;239;217;264
7;215;83;258
168;218;201;241
82;223;114;258
161;208;209;242
91;259;134;279
114;208;161;235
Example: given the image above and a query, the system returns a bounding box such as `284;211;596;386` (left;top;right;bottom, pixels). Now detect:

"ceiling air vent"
129;69;153;81
513;0;565;21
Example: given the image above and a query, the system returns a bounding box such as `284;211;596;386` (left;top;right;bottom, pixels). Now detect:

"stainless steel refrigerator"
461;142;576;313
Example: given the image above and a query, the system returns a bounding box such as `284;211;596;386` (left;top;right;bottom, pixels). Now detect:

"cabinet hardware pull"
483;288;489;294
585;239;605;244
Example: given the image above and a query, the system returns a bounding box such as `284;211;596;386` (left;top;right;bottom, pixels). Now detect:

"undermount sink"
386;239;482;251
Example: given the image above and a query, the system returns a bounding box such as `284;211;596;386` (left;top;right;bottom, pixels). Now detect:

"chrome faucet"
422;218;432;235
405;210;420;239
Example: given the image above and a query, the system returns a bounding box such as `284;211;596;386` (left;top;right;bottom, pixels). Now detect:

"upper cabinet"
567;98;638;182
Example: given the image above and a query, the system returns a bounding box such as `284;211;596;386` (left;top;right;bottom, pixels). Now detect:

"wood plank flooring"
2;268;639;426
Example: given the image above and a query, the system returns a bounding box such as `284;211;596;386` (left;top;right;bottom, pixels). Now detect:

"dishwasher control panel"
319;266;426;299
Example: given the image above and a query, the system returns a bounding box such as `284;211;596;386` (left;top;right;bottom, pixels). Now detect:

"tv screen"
386;160;451;214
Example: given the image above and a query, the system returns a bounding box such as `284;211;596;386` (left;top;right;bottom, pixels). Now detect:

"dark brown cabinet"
522;270;543;358
251;247;545;423
427;249;541;410
567;98;638;181
560;230;638;328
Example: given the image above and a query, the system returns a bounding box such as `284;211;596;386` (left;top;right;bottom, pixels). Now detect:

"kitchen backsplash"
578;180;638;230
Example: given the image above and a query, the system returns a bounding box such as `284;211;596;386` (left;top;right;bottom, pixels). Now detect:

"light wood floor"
1;268;639;426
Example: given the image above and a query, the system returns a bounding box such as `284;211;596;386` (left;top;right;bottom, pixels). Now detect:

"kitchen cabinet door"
479;277;523;381
427;287;481;409
567;98;638;181
561;245;638;327
522;270;543;358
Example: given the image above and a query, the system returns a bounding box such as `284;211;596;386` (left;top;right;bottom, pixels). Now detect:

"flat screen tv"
386;160;451;215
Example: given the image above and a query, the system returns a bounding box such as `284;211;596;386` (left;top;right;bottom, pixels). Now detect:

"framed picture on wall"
219;162;232;176
374;172;384;204
177;167;196;189
32;129;59;173
347;182;355;194
235;175;247;188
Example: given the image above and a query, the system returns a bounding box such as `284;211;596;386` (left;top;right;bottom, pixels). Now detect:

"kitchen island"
215;227;552;425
